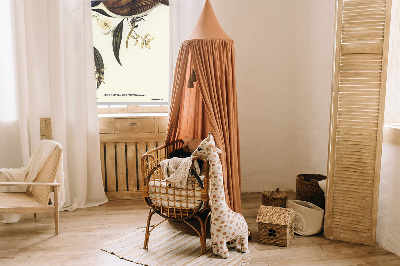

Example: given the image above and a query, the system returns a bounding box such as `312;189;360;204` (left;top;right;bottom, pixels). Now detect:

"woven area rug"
102;226;250;265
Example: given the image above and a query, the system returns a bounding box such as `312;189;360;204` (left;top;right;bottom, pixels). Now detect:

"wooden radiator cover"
99;116;168;200
40;116;168;200
325;0;392;245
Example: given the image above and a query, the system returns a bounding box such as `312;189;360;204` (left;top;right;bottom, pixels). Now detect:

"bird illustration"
92;0;169;18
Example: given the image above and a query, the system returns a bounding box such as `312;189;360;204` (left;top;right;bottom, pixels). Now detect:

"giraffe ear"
211;145;222;154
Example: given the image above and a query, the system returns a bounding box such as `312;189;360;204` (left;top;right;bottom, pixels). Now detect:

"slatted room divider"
325;0;392;245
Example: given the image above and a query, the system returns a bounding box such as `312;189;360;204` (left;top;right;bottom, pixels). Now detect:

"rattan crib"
141;140;210;254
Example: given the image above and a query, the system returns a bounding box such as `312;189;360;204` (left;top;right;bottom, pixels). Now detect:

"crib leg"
144;209;155;249
194;214;208;255
199;218;206;255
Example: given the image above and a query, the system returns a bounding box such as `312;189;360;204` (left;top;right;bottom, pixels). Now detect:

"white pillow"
318;179;327;194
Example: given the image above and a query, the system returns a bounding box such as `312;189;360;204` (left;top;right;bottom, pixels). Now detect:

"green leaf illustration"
94;46;105;89
113;20;124;66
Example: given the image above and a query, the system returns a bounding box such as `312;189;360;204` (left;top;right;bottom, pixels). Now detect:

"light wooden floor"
1;193;399;266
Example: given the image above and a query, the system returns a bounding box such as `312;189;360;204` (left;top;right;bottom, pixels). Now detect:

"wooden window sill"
98;113;168;118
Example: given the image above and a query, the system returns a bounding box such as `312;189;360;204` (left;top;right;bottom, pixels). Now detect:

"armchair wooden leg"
54;186;59;235
144;209;155;249
34;213;37;218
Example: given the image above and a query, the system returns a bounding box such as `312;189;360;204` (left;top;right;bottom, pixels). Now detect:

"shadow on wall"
377;143;400;256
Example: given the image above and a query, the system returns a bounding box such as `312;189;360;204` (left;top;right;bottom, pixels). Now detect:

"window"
91;1;169;105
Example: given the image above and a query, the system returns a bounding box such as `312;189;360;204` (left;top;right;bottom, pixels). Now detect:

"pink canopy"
166;0;242;212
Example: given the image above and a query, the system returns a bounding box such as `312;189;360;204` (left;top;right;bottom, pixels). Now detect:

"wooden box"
256;205;296;247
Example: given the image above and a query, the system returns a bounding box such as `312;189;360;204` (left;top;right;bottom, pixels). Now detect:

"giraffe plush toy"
192;133;248;258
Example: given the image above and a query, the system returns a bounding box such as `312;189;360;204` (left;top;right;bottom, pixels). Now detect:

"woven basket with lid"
262;188;287;208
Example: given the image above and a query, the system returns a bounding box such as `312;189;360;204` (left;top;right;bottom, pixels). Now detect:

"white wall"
212;0;297;191
294;1;335;178
376;2;400;255
211;0;335;192
377;142;400;256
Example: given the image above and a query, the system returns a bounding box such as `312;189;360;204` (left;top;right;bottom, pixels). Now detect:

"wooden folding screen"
325;0;392;245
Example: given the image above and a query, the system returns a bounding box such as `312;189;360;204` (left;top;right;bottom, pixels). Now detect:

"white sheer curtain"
0;0;107;211
0;1;24;169
169;0;204;101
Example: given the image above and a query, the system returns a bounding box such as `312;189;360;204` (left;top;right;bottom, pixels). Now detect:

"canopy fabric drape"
166;38;242;212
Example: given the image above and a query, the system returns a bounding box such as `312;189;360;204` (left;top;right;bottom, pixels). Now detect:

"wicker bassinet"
141;140;210;254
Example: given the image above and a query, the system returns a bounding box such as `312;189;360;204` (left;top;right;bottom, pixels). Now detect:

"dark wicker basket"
296;174;326;209
262;188;287;208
